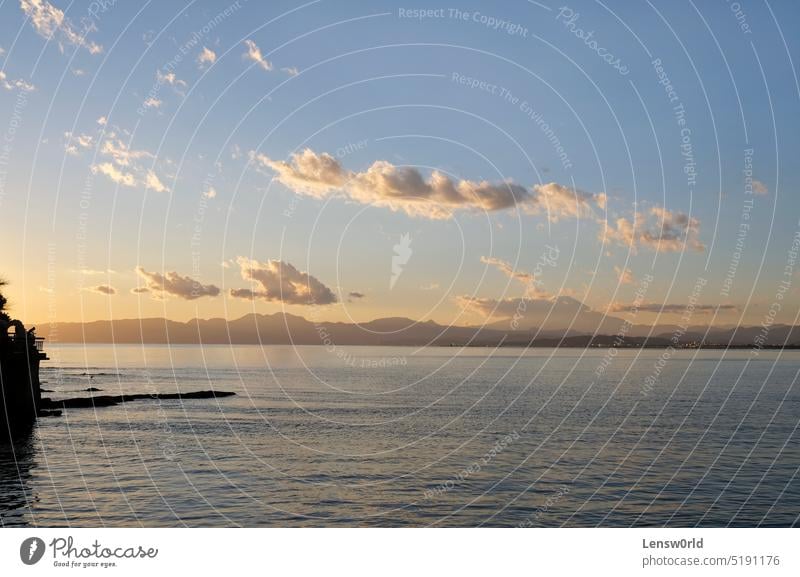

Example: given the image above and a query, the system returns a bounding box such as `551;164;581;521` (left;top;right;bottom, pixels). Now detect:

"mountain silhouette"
32;310;800;348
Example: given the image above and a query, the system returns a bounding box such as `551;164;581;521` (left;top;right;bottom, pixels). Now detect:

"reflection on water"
1;345;799;527
0;426;37;526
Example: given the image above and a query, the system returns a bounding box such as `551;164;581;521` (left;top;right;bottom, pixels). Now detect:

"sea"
1;344;798;527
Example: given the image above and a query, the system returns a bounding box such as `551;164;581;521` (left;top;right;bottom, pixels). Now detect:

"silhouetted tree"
0;278;9;323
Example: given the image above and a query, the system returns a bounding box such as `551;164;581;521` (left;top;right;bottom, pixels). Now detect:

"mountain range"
31;296;800;348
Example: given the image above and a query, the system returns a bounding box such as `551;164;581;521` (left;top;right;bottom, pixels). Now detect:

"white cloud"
251;148;606;221
20;0;102;54
101;138;152;167
603;206;704;253
90;128;169;192
251;149;347;197
145;170;169;193
63;131;93;155
231;257;337;305
197;46;216;67
143;97;162;109
135;267;220;300
282;66;299;76
532;182;605;222
752;179;768;195
156;71;179;85
155;70;187;92
91;162;136;187
0;70;35;92
96;116;107;126
243;39;272;71
91;133;169;192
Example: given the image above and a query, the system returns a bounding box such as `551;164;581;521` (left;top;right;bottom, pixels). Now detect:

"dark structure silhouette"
0;280;47;439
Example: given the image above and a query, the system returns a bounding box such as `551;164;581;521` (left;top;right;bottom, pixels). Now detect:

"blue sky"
1;0;799;326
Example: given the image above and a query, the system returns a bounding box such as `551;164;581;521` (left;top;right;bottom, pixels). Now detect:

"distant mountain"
484;296;628;334
32;311;800;348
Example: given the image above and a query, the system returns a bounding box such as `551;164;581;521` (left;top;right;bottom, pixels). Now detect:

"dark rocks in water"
83;387;102;392
40;390;235;410
38;409;62;417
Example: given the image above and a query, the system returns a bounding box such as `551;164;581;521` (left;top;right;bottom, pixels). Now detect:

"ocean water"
1;344;798;527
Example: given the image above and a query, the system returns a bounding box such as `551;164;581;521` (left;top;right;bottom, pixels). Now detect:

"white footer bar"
1;528;796;576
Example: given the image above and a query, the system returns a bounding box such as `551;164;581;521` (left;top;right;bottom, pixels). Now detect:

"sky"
1;0;799;328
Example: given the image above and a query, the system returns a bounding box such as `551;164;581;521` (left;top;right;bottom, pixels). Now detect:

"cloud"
252;148;606;220
604;206;704;253
0;70;35;91
154;70;187;98
480;256;534;284
91;135;169;192
145;170;169;193
752;179;768;195
614;265;634;285
243;39;272;71
156;70;187;89
251;149;348;196
231;257;337;305
131;287;149;294
610;302;737;314
74;268;116;275
63;131;93;155
96;116;107;126
282;66;299;76
479;254;552;301
86;284;116;295
91;162;136;187
20;0;102;54
349;162;532;218
143;97;162;109
100;138;153;167
135;267;220;300
532;182;606;222
197;46;216;67
348;291;366;301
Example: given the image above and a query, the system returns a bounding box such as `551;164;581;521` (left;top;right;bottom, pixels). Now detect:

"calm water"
1;344;798;527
